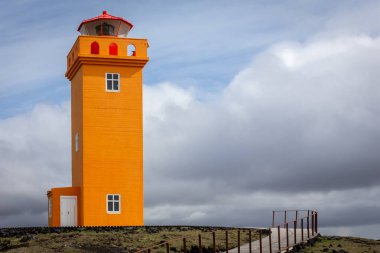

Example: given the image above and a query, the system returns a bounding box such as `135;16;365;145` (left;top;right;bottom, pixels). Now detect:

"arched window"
109;43;118;56
91;41;99;54
127;44;136;56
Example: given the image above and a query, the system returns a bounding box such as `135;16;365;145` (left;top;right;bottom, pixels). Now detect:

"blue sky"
1;0;380;239
2;0;371;117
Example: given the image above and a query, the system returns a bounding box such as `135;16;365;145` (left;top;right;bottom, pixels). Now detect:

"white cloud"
274;36;375;69
0;102;70;224
144;82;194;121
143;35;380;231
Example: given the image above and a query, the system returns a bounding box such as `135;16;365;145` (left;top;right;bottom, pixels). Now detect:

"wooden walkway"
226;228;317;253
134;210;319;253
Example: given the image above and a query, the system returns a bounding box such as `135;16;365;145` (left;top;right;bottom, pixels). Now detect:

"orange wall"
71;67;84;225
71;67;83;188
81;64;144;226
67;36;148;226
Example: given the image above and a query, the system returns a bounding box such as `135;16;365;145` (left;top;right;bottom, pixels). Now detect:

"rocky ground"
301;235;380;253
1;227;378;253
0;226;262;253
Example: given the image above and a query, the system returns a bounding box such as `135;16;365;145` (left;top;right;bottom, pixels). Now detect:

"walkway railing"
135;210;319;253
270;210;319;252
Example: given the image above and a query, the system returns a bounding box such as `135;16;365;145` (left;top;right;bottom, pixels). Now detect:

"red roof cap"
77;11;133;32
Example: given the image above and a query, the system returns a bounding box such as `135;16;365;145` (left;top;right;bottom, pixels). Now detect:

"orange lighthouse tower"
47;11;148;226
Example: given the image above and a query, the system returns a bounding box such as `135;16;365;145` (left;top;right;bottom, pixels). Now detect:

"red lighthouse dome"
77;11;133;37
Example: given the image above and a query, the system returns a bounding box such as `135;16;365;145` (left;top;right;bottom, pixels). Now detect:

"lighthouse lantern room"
78;11;133;37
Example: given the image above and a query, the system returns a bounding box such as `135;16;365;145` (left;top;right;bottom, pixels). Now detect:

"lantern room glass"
95;22;115;36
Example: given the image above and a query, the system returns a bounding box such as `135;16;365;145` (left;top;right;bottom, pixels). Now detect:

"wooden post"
238;230;240;253
284;211;287;228
315;212;318;233
294;220;297;244
311;212;315;236
198;234;202;253
301;218;304;242
183;238;187;253
277;225;281;252
269;230;272;253
166;243;170;253
307;216;310;239
272;211;275;227
213;232;216;253
249;230;252;253
226;231;229;253
286;223;289;251
259;231;263;253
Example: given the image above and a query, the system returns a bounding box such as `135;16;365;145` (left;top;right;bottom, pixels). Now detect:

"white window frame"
106;194;121;214
75;132;79;152
105;73;120;92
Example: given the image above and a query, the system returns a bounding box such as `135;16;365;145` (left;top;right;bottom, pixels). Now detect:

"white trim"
105;73;120;92
106;194;121;214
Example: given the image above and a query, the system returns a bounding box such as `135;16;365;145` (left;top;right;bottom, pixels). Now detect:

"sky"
0;0;380;239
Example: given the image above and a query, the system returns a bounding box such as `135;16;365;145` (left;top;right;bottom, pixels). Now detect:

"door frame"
60;196;78;227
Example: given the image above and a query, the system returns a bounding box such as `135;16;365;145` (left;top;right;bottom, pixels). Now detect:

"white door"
60;196;77;226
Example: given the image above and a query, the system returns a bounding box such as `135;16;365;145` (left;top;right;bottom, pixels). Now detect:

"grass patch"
302;236;380;253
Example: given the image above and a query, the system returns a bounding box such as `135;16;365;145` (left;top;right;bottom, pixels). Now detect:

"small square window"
106;194;121;214
105;73;120;92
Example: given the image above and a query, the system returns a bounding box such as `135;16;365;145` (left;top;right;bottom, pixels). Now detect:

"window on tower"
91;41;99;54
109;43;118;56
106;194;121;214
105;73;120;92
75;132;79;152
48;198;52;218
127;44;136;56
